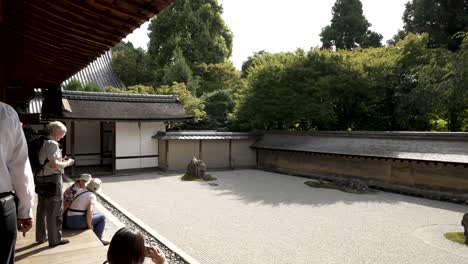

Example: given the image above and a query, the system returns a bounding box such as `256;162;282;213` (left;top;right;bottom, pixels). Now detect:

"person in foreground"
0;102;35;264
105;227;167;264
65;178;108;245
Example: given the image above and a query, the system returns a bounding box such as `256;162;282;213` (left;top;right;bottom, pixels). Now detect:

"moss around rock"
304;180;378;194
444;232;468;245
181;173;217;182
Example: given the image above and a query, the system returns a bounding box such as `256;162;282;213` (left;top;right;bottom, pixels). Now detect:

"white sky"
124;0;409;69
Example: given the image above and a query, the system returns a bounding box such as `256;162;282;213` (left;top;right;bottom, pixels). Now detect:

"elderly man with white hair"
35;121;75;247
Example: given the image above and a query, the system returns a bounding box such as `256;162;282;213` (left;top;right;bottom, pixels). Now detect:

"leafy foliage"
230;33;468;132
148;0;233;72
162;48;193;85
201;89;234;127
403;0;468;51
83;82;102;92
64;79;102;92
193;62;240;97
64;79;83;91
112;42;154;86
320;0;382;50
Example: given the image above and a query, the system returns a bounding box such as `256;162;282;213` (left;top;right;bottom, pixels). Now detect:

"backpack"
27;135;48;176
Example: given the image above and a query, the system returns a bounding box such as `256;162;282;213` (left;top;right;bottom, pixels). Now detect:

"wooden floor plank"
15;193;108;263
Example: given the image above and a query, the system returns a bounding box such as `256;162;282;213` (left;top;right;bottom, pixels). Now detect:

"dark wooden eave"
0;0;174;103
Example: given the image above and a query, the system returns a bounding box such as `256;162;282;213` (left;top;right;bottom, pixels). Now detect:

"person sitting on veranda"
104;227;167;264
63;173;92;209
65;178;108;245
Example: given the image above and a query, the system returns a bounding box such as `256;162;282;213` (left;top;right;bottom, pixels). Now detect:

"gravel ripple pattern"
96;195;188;264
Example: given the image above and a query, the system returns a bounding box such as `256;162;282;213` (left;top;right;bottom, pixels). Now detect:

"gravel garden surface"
99;169;468;264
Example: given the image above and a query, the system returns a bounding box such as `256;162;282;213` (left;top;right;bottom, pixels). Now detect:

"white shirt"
0;102;35;219
68;189;96;216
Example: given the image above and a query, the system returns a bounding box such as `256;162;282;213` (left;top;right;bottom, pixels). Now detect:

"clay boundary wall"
253;132;468;201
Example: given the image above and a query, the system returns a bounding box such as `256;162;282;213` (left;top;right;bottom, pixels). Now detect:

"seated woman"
105;227;167;264
63;173;92;209
65;178;108;245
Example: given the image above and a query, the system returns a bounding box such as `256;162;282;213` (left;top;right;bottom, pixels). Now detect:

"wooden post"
71;121;75;176
229;139;232;169
100;122;103;166
0;1;7;102
199;139;203;160
112;122;116;173
165;140;169;170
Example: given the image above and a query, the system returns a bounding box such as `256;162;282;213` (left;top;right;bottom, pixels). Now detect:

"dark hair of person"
106;227;146;264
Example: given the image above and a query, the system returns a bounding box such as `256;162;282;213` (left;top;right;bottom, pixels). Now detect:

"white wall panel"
140;122;164;155
115;122;164;170
116;158;140;170
116;122;140;157
141;157;158;168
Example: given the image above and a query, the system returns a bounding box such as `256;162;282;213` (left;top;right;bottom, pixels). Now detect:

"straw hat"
87;178;102;192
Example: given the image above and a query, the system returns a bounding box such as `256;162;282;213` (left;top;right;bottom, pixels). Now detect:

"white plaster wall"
116;122;164;170
116;158;140;170
141;157;158;168
140;122;164;156
116;122;140;157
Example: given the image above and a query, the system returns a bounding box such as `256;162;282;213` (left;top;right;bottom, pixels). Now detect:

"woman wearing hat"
65;178;108;245
63;173;92;209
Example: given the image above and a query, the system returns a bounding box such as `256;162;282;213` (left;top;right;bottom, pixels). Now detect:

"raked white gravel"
100;170;468;264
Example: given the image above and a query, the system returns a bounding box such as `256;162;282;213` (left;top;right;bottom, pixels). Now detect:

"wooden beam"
71;121;76;176
0;0;7;102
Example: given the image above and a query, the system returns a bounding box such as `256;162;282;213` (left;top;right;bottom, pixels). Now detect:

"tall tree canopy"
320;0;382;50
148;0;233;72
112;42;154;86
403;0;468;51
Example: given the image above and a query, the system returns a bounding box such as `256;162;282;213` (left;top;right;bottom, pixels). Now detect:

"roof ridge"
62;90;179;103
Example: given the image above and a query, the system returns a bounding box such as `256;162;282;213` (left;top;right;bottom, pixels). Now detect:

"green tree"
202;89;234;127
240;50;267;77
416;33;468;131
148;0;233;72
193;62;240;96
320;0;382;50
162;48;193;85
112;42;154;86
83;82;102;92
403;0;468;51
230;51;337;131
64;79;83;91
386;29;406;46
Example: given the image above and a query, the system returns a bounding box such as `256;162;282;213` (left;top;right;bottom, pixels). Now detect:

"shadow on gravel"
205;170;467;212
98;169;466;212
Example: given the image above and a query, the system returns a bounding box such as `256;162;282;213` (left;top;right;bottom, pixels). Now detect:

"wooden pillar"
229;139;232;169
112;122;116;173
165;140;169;170
100;122;103;166
0;1;7;102
71;121;76;176
199;139;203;160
